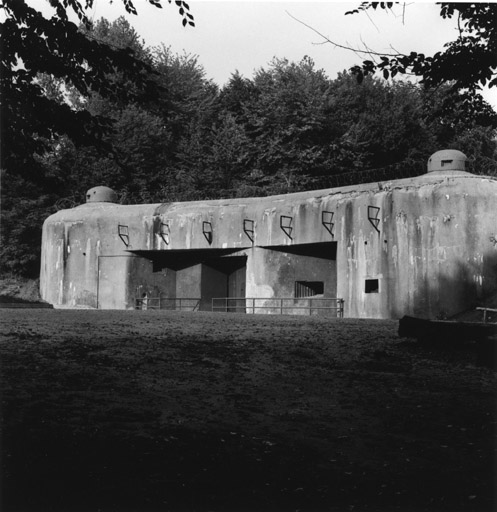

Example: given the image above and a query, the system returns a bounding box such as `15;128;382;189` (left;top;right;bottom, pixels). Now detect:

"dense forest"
2;15;497;278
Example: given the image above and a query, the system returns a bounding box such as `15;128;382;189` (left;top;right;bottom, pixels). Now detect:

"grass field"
0;310;495;512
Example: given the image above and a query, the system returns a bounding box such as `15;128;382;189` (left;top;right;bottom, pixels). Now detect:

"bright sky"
34;1;497;108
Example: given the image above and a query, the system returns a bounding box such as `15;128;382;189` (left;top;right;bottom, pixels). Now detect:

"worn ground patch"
0;310;495;511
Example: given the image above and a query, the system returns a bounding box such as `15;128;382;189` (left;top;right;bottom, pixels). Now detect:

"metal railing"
212;297;344;317
135;296;201;311
476;307;497;323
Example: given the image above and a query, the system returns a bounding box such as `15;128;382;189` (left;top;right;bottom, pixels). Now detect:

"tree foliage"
0;1;193;276
0;0;193;170
347;3;497;93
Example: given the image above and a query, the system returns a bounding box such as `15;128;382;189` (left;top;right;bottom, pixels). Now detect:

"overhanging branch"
285;10;402;59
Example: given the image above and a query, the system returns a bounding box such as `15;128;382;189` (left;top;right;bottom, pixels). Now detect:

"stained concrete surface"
40;173;497;319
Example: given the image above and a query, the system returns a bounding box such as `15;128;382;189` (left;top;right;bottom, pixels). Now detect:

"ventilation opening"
295;281;324;298
365;279;379;294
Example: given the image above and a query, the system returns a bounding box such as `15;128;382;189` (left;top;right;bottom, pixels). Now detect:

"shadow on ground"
1;310;495;512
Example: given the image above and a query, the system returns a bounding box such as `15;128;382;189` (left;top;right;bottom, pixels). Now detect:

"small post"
280;298;283;315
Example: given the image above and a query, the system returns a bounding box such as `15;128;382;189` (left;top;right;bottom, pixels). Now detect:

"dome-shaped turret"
427;150;467;173
86;186;118;203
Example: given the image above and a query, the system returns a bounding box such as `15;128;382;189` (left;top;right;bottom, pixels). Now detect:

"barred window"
295;281;324;298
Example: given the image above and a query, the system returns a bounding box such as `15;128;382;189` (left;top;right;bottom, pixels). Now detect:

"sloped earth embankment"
0;310;495;512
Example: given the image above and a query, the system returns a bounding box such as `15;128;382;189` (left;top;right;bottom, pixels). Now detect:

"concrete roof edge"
46;172;497;222
158;172;497;210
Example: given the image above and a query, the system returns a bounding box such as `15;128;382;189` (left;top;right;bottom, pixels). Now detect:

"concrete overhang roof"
128;248;247;270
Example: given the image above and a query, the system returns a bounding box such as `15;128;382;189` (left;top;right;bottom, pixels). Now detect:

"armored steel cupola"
86;186;118;203
427;149;467;174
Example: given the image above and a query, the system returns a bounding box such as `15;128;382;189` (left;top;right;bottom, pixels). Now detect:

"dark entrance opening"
131;250;246;311
205;256;247;312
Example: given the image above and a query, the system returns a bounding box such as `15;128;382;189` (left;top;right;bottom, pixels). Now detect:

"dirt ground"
0;310;495;512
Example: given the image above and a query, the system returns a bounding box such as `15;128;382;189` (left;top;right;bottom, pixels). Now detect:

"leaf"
383;69;389;80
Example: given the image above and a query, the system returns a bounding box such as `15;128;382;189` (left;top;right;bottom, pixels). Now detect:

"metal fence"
212;297;344;317
135;296;200;311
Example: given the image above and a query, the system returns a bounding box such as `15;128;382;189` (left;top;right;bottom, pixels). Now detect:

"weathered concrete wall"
40;203;158;308
125;257;175;310
97;256;129;309
40;171;497;319
176;264;202;301
243;246;336;315
334;175;497;318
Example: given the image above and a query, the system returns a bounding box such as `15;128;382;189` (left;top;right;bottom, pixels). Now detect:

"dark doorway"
205;256;247;312
228;265;246;312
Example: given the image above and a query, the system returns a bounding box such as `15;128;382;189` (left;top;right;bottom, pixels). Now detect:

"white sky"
32;1;497;108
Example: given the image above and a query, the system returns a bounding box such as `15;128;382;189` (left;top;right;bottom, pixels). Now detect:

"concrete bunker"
40;150;497;319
